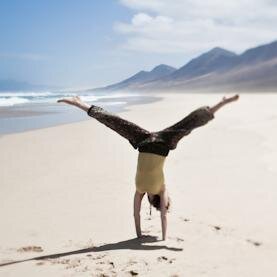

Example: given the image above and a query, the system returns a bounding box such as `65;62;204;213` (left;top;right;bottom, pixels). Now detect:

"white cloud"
132;13;153;26
116;0;277;55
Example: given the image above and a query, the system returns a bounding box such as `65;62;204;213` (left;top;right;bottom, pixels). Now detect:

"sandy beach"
0;92;276;276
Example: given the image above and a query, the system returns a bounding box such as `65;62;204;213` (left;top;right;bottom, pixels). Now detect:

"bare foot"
57;96;82;106
222;94;239;104
209;94;239;114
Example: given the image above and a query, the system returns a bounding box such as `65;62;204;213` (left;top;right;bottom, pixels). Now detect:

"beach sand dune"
0;93;276;276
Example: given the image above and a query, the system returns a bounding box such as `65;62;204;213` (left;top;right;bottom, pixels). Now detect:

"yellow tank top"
135;152;166;195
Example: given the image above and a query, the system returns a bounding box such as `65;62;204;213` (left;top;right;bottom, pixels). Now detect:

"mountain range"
92;40;277;92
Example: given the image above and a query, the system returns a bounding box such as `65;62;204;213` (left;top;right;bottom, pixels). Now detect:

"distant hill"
91;40;277;92
90;64;176;92
168;47;237;80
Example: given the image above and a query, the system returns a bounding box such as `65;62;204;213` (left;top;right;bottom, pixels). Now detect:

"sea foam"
0;96;30;106
0;91;138;107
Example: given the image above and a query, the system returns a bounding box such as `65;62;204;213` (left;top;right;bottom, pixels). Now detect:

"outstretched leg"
156;94;239;150
209;94;239;114
57;96;150;148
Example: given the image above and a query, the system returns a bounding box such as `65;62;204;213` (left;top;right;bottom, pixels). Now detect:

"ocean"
0;90;161;134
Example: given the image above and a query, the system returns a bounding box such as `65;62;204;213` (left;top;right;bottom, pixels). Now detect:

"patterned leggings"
87;105;214;156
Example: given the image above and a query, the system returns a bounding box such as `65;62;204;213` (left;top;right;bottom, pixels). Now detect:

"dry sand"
0;93;276;276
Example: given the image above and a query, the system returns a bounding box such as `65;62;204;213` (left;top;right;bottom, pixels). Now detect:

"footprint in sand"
180;216;224;233
108;261;115;268
96;260;114;268
157;256;175;264
129;270;139;276
87;253;107;260
212;225;222;231
17;246;43;253
47;257;82;270
95;269;107;276
95;268;116;277
123;259;148;275
36;262;44;266
181;217;225;231
168;236;184;242
179;217;190;222
159;256;168;261
246;239;262;247
169;259;176;264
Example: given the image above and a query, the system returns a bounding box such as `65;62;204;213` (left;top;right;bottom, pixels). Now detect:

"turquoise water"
0;91;161;134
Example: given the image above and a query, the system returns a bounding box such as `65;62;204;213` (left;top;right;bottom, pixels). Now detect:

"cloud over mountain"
117;0;277;55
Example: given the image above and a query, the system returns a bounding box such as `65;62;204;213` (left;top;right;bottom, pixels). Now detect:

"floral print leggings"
87;105;214;156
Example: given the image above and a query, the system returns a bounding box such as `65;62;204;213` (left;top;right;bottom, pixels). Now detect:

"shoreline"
0;94;162;136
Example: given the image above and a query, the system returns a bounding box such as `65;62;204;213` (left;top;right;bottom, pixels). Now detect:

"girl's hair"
147;194;171;211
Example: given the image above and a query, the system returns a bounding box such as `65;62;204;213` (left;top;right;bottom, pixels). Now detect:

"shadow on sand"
0;235;183;267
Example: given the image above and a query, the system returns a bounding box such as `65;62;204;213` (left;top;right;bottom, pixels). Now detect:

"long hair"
147;194;171;211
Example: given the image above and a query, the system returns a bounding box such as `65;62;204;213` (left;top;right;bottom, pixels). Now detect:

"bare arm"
160;189;168;241
133;191;144;238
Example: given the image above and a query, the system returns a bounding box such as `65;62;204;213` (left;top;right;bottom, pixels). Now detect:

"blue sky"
0;0;133;88
1;0;277;89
